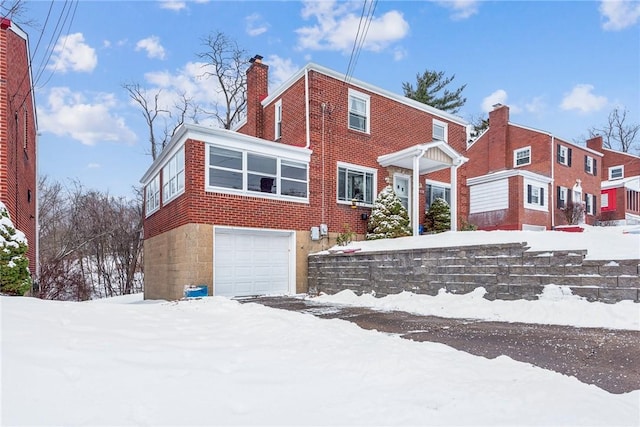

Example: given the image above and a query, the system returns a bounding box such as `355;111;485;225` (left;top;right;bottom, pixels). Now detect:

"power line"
344;0;377;84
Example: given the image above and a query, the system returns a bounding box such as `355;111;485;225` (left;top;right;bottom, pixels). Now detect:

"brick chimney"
246;54;268;138
487;104;510;172
586;135;603;152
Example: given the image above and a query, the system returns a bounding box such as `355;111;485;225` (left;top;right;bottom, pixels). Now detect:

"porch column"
450;165;458;232
412;154;421;236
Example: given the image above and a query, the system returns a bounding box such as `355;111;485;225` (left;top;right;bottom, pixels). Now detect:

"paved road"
240;296;640;395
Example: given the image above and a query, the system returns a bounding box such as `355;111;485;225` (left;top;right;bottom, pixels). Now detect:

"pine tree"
366;185;411;240
425;197;451;233
0;202;31;295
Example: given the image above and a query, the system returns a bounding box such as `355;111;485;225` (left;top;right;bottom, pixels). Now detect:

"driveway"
240;295;640;395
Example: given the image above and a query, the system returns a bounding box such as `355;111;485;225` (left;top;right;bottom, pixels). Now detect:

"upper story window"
145;174;160;216
609;165;624;180
525;179;547;212
348;89;370;133
162;146;185;204
207;145;308;200
275;99;282;140
337;162;375;205
514;146;531;167
584;155;597;175
557;145;572;166
432;119;448;142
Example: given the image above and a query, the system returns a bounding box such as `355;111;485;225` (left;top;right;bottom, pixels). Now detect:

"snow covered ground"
2;292;639;426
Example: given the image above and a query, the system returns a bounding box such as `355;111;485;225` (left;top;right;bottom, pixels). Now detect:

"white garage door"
214;228;293;298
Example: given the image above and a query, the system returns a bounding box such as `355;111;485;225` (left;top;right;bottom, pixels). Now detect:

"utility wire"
344;0;377;84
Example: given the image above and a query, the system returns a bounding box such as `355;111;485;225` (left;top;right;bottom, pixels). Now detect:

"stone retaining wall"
307;243;640;303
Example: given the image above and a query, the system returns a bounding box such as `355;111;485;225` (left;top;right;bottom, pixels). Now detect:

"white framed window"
426;180;451;209
432;119;448;142
393;173;411;216
162;146;185;204
557;186;568;209
601;192;609;209
585;193;596;215
514;146;531;167
207;145;308;200
525;179;547;211
609;165;624;180
274;99;282;140
337;162;376;205
584;155;596;175
145;174;160;216
557;145;572;166
348;89;370;133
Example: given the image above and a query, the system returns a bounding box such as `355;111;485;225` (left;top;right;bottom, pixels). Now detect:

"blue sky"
21;0;640;198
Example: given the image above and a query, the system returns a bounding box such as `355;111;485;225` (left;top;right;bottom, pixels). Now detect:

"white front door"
393;174;411;218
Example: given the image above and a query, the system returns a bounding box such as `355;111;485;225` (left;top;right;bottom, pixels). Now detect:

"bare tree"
196;31;250;129
589;107;640;154
1;0;34;26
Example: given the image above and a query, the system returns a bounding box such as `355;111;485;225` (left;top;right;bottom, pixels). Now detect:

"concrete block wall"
308;243;640;303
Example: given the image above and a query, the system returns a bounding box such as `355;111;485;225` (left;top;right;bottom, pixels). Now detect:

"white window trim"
425;179;451;207
348;88;370;134
524;178;548;212
336;161;377;206
162;145;185;205
558;145;569;166
432;119;448;142
609;165;624;180
205;144;309;203
514;146;531;167
585;156;594;175
274;99;282;140
393;173;411;219
558;186;568;208
145;174;160;217
585;193;595;215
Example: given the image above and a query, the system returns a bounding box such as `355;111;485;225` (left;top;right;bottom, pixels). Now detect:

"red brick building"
587;136;640;225
466;104;602;230
0;19;37;276
141;57;470;300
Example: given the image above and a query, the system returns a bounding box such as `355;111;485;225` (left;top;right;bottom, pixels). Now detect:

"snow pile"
2;295;638;426
313;285;640;330
322;225;640;260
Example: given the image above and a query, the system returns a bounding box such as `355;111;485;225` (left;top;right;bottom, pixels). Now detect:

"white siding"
470;179;509;214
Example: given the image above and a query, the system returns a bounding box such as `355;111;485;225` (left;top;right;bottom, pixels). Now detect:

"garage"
213;227;295;298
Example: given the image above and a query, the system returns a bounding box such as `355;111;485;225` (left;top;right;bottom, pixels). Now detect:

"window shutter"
540;187;545;206
593;159;597;176
567;148;572;166
584;156;588;173
557;186;562;208
527;185;532;204
567;190;572;204
556;144;561;163
593;194;597;213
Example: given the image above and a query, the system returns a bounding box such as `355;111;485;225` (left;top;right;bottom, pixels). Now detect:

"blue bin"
184;285;208;298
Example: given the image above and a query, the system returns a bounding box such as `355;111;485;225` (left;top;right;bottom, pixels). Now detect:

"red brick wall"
1;22;37;275
587;136;640;180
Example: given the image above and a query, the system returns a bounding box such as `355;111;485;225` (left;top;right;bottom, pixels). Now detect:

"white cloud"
560;84;608;113
296;0;409;54
159;0;186;11
481;89;508;113
265;55;300;89
524;96;546;115
246;13;269;36
600;0;640;30
135;36;166;60
87;163;101;169
48;33;97;73
434;0;480;20
39;87;137;146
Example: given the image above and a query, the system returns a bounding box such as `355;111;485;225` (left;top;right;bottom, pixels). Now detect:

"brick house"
466;104;602;230
587;136;640;225
140;56;471;300
0;18;38;276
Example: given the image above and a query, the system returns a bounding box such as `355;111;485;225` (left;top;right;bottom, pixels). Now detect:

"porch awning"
377;141;468;235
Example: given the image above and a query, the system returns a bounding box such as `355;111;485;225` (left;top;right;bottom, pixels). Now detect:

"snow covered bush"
366;185;411;240
0;202;31;295
425;197;451;233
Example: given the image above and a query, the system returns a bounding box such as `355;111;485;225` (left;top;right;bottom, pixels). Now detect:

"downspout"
550;134;555;229
304;66;310;148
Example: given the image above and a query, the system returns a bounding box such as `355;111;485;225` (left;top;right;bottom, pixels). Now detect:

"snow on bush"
0;202;31;295
366;185;411;240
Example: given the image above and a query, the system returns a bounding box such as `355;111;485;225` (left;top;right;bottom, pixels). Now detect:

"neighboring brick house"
140;56;470;300
587;136;640;225
0;18;37;276
466;104;602;230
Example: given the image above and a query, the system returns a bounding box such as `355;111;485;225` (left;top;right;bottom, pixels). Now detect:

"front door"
393;174;411;219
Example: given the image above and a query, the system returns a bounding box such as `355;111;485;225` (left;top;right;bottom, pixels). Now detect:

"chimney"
487;104;510;172
0;18;11;30
586;135;603;152
246;54;268;138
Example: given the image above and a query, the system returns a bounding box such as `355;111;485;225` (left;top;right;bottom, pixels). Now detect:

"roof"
602;176;640;192
261;62;469;127
377;141;468;174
